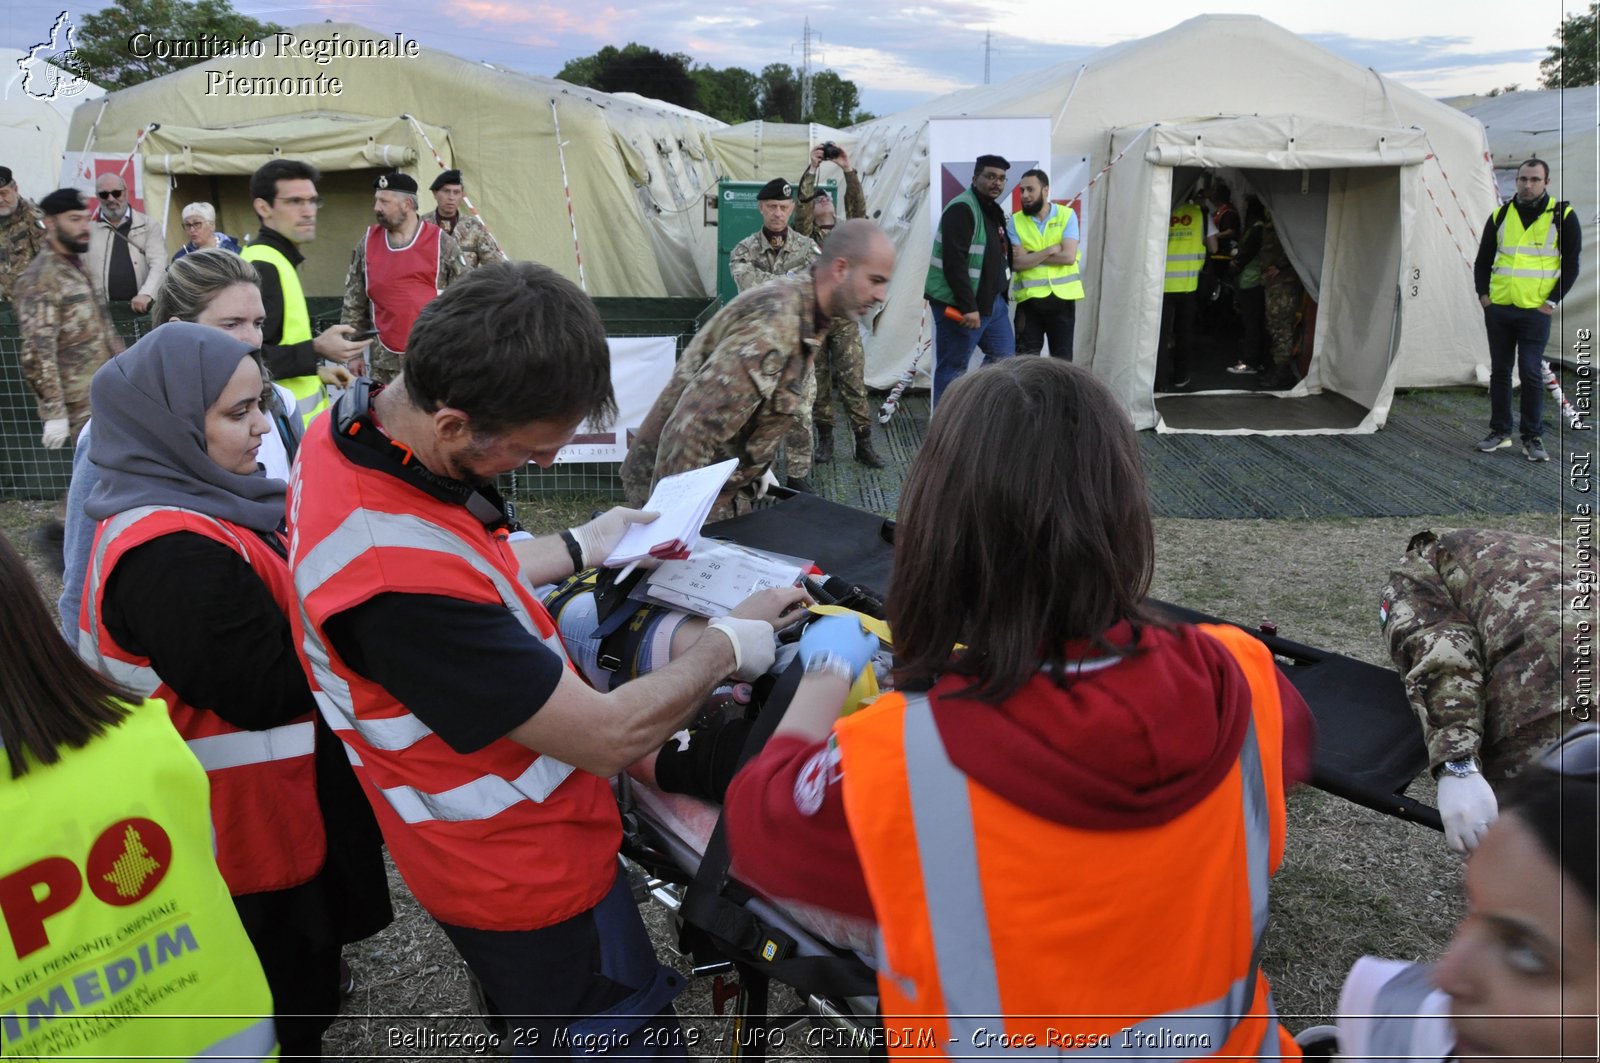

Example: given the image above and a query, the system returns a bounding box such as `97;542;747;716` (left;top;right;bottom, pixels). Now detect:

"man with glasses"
242;159;368;427
84;171;167;314
1379;527;1572;853
924;154;1015;403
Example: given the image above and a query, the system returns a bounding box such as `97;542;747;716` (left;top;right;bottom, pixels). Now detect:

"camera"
821;142;842;161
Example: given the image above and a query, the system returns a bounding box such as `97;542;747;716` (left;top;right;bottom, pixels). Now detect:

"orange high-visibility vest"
287;415;620;930
835;623;1300;1059
79;505;326;897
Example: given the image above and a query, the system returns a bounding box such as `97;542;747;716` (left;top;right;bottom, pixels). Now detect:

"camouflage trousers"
781;360;819;480
368;339;403;385
1265;279;1302;366
811;317;873;435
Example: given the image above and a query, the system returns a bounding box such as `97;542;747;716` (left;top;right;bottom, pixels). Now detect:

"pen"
614;559;640;584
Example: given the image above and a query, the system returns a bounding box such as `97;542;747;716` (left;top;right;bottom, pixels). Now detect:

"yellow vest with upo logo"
1165;202;1205;294
0;698;278;1058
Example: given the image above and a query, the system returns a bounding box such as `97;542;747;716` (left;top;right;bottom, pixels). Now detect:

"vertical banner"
556;335;677;463
60;153;149;215
926;116;1052;240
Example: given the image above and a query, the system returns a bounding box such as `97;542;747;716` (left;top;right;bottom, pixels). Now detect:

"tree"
1540;2;1597;87
73;0;282;90
809;70;860;127
692;65;761;123
758;63;801;122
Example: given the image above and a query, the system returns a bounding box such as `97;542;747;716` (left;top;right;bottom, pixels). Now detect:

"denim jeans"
931;294;1015;404
1484;303;1553;441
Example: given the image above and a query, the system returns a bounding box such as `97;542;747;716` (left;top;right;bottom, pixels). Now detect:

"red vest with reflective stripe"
834;623;1300;1060
78;505;326;897
364;221;443;353
286;414;619;930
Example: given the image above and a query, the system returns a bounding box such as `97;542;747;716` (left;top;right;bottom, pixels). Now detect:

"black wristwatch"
1434;757;1481;780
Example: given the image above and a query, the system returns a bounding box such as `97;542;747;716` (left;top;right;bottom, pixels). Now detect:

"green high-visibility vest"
1164;202;1205;294
1011;204;1084;302
242;241;329;429
1489;199;1571;309
0;697;278;1059
925;188;988;306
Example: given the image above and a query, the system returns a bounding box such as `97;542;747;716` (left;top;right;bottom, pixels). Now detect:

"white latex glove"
40;418;70;449
756;468;780;498
569;507;659;569
1438;772;1498;853
706;616;778;681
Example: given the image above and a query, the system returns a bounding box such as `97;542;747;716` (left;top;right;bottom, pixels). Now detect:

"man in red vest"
341;170;465;385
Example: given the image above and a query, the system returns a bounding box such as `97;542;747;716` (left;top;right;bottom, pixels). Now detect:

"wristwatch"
1434;757;1481;780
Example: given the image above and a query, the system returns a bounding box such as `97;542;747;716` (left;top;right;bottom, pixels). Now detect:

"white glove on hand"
40;418;70;449
1438;772;1498;853
756;469;780;498
706;616;777;681
569;507;658;569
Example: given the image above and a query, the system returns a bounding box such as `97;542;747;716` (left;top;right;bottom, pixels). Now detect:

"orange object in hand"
942;306;965;323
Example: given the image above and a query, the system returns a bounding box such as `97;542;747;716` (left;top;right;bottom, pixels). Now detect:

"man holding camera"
795;144;884;468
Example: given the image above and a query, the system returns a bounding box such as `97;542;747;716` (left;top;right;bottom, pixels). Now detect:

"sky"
2;0;1589;116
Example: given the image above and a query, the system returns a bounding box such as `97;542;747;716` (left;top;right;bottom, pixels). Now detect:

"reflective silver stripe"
187;721;315;772
80;506;246;693
1369;963;1439;1059
377;753;578;823
1168;252;1206;262
1490;265;1560;278
901;694;1274;1057
189;1016;278;1059
1166;268;1201;278
294;506;576;815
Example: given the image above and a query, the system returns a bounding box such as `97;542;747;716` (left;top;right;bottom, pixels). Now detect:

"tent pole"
549;99;588;293
401;113;504;248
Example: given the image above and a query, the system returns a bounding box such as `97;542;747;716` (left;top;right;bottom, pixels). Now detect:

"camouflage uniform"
1379;528;1577;780
620;271;822;521
1259;220;1301;367
423;209;506;271
795;170;874;437
728;227;821;478
14;247;122;430
341;223;466;384
0;197;45;304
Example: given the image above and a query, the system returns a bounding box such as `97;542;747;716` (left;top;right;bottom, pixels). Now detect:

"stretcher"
609;492;1441;1057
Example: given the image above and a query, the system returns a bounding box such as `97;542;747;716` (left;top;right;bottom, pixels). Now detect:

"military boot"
813;423;834;464
854;430;886;469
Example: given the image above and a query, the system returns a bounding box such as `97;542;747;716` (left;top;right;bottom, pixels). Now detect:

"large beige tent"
841;14;1499;432
1447;89;1597;366
59;24;826;299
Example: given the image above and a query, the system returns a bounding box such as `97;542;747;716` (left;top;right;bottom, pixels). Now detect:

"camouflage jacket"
728;228;820;294
621;271;822;520
14;247;122;422
795;167;867;242
423;209;507;270
1380;528;1580;776
0;198;46;303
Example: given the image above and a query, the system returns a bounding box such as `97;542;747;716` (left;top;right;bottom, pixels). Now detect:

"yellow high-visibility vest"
1012;204;1085;302
243;241;329;428
1165;202;1205;294
1489;200;1571;308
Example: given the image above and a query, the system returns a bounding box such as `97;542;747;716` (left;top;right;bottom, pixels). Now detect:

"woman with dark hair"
724;357;1314;1055
76;322;390;1059
0;531;278;1058
1332;724;1598;1062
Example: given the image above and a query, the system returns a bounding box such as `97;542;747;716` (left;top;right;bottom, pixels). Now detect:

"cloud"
811;43;969;96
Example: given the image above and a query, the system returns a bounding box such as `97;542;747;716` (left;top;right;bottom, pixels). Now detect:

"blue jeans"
1484;303;1552;441
931;295;1015;404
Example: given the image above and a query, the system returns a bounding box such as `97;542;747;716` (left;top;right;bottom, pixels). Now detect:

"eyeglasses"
97;189;125;200
276;196;323;208
1538;724;1600;778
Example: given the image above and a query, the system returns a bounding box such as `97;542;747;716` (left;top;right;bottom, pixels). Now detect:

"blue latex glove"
797;613;880;676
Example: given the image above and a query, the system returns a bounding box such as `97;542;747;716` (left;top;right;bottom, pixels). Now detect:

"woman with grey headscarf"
77;322;390;1059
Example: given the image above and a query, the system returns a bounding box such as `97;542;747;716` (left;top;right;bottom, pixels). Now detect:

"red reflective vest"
834;623;1301;1059
79;505;325;897
286;415;620;930
364;220;444;353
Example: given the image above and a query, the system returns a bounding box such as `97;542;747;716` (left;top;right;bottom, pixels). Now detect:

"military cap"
374;171;418;195
975;154;1010;172
430;169;462;192
756;178;793;201
39;187;88;215
0;166;13;187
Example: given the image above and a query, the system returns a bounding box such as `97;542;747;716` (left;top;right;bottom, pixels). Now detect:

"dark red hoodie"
723;620;1314;921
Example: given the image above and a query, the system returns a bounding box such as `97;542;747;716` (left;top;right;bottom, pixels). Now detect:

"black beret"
975;154;1010;172
430;169;462;192
756;178;793;201
0;167;12;187
374;171;418;195
39;187;88;216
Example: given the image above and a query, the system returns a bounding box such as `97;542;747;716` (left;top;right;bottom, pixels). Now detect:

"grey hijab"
85;321;287;533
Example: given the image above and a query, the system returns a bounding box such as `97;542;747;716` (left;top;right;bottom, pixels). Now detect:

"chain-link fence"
0;295;714;502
